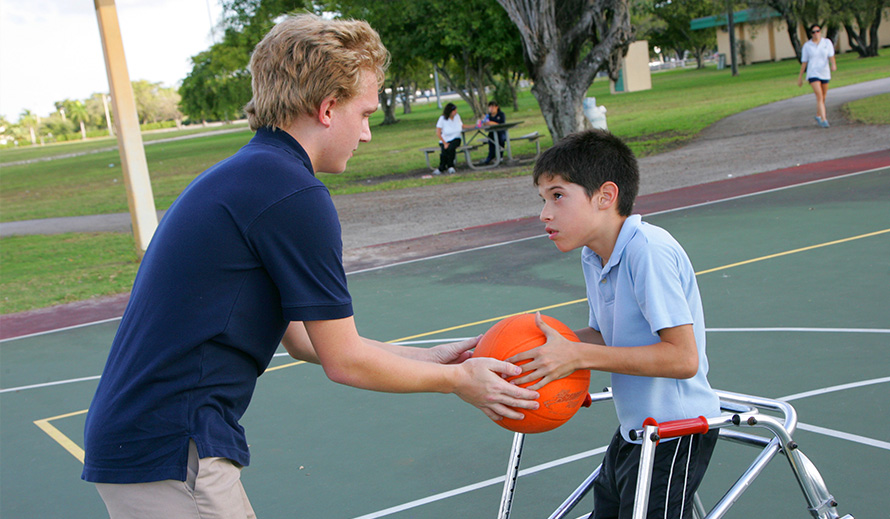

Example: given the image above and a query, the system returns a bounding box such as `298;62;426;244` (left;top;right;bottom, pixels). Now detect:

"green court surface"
1;169;888;518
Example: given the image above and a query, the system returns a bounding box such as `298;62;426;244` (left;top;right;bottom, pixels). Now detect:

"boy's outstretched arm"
507;313;699;391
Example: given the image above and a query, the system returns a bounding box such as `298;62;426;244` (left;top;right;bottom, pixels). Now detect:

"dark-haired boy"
510;129;721;518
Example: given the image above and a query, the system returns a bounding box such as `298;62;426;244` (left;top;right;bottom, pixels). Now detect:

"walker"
496;389;854;519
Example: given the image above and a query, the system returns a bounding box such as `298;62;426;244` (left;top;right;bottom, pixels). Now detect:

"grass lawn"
843;92;890;124
1;50;887;314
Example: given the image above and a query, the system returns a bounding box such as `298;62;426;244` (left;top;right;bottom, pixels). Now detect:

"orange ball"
474;313;590;433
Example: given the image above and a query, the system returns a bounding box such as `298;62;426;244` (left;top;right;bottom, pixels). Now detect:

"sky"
0;0;225;121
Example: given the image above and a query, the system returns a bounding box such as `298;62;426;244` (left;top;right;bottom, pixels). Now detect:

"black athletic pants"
592;427;719;519
438;138;462;171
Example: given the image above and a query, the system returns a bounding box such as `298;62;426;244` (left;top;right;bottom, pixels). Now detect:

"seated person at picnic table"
434;102;473;175
480;100;506;165
510;129;722;518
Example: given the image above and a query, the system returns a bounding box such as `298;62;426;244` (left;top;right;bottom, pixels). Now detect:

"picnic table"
420;120;541;172
461;121;540;169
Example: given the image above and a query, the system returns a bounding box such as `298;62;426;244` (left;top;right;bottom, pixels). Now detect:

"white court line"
642;167;889;217
796;422;890;451
708;327;890;334
0;375;101;394
779;376;890;402
0;316;122;343
352;375;890;519
4;166;884;344
351;446;608;519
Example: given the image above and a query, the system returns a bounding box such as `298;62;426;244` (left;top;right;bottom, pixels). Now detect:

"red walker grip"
654;416;709;439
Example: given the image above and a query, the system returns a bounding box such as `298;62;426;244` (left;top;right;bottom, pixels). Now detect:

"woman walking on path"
797;24;837;128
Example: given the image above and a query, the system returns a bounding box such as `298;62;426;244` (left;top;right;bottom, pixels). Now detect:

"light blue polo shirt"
582;215;720;441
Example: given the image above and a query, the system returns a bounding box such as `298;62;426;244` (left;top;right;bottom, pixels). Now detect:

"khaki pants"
95;440;256;519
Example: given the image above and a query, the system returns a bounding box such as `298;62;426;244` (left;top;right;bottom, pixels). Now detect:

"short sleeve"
246;186;352;322
629;242;693;335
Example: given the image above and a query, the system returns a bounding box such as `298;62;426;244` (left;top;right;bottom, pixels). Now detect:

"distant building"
691;8;890;64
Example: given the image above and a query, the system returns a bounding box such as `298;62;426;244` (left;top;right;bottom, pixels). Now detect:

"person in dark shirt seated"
481;101;506;165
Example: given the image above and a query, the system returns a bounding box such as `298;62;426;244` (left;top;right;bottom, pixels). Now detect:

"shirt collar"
252;127;315;176
582;215;642;274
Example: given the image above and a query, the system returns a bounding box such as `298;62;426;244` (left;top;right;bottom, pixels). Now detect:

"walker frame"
496;389;854;519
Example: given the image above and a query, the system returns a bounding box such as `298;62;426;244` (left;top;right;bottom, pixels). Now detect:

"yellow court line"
33;409;88;463
694;228;890;276
266;360;306;372
33;227;889;464
391;299;585;342
392;228;890;342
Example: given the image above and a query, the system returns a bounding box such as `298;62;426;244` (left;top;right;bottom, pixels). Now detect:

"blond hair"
245;14;389;131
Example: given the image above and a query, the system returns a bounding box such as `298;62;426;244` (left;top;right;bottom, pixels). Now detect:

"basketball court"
1;161;888;518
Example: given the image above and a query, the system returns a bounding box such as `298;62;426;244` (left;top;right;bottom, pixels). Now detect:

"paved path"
2;78;888;251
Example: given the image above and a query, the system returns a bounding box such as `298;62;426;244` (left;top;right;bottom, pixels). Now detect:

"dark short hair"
533;129;639;216
488;101;499;107
443;103;457;118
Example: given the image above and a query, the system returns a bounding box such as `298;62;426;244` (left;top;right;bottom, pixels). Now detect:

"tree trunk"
783;14;802;61
378;87;398;126
844;3;884;59
497;0;633;142
436;64;488;119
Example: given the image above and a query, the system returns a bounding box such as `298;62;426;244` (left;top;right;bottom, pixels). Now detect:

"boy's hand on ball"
454;358;540;421
508;312;579;390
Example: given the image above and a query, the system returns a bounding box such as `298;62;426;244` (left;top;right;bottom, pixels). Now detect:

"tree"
326;0;525;121
179;0;306;123
18;109;38;145
84;93;113;135
132;80;183;125
67;100;90;139
830;0;886;57
497;0;634;141
751;0;839;60
422;0;525;118
321;0;430;125
638;0;716;68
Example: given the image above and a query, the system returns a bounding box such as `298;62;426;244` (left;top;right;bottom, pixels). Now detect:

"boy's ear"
597;181;619;209
316;96;337;128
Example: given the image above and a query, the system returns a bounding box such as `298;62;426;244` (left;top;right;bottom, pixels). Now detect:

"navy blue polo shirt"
82;128;353;484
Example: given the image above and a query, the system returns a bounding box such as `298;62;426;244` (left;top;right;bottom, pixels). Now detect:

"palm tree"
67;101;90;140
18;109;38;145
